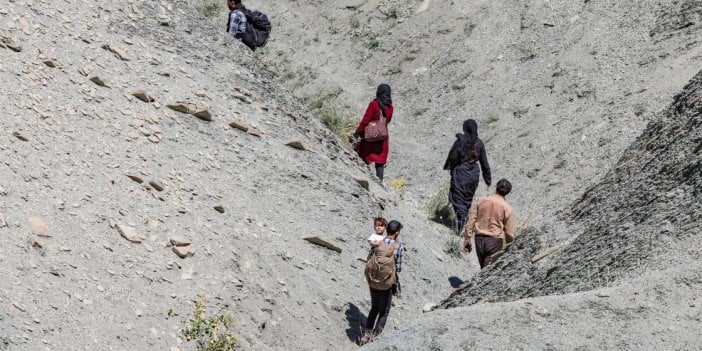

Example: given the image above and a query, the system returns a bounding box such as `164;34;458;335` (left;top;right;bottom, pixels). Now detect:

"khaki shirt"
464;194;515;243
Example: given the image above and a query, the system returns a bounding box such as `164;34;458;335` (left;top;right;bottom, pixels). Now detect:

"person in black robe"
443;119;492;233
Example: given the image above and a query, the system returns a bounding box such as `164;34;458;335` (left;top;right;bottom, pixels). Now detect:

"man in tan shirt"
463;178;515;268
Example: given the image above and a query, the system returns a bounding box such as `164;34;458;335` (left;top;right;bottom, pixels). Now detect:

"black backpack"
241;10;271;51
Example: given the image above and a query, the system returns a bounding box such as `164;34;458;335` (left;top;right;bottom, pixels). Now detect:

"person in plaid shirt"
360;220;405;345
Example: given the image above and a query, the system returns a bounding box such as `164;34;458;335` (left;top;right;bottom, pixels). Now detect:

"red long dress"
356;99;394;164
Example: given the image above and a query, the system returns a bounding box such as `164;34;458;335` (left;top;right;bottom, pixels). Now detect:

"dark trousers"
375;163;385;181
475;235;503;268
365;287;393;334
453;205;470;235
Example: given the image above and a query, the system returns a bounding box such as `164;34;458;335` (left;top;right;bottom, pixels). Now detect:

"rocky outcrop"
441;71;702;308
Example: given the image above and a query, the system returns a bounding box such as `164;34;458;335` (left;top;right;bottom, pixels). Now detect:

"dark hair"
387;220;403;235
496;178;512;196
229;0;246;10
373;217;388;226
376;84;392;107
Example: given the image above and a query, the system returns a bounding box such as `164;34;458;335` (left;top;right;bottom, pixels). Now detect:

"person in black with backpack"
226;0;271;51
443;119;492;235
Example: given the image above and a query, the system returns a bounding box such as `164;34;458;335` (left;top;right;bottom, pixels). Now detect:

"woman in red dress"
355;84;394;182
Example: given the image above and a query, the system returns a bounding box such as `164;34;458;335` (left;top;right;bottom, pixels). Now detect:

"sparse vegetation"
485;111;500;125
445;237;463;259
413;107;429;117
182;300;238;351
304;88;356;141
388;65;402;75
350;16;360;29
425;184;455;226
517;41;538;61
196;1;221;18
391;178;408;199
366;33;380;49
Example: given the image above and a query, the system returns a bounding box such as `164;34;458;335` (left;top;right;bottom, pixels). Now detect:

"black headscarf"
461;119;478;158
443;119;479;170
376;84;392;107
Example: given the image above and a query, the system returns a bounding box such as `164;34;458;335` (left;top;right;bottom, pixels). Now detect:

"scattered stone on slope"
169;234;191;247
0;34;21;52
116;224;145;243
232;93;252;104
214;205;225;213
102;44;130;61
193;89;208;98
28;235;42;249
284;138;311;151
78;66;92;76
172;245;195;258
12;132;28;141
303;236;342;253
126;174;144;183
89;76;108;87
28;217;50;237
228;119;249;131
131;89;155;102
148;180;164;191
192;108;212;121
166;102;197;114
353;175;370;190
247;127;263;137
43;60;58;68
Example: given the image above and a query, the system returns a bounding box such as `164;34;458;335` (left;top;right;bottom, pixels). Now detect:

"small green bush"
485;111;499;124
445;237;463;259
197;1;221;18
425;184;455;226
182;300;238;351
350;16;360;29
365;32;380;49
518;41;538;61
413;108;429;117
304;88;356;141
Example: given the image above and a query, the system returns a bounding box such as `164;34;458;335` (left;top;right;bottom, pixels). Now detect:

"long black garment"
444;120;491;228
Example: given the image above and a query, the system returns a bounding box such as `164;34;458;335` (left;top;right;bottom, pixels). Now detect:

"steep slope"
245;0;701;239
363;69;702;351
0;1;468;350
441;70;701;307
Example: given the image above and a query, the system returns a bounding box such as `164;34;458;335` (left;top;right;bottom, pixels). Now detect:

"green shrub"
518;41;538;61
425;184;455;226
365;32;380;49
196;1;221;18
445;237;463;259
413;107;429;117
318;105;355;137
182;300;238;351
485;111;499;125
350;16;360;29
304;88;356;141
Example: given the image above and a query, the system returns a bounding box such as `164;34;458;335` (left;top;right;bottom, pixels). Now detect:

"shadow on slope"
440;70;702;308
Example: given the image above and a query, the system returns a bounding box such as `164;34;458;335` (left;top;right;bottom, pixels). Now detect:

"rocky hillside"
243;0;701;240
364;69;702;351
441;69;702;307
1;0;700;350
0;1;468;350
